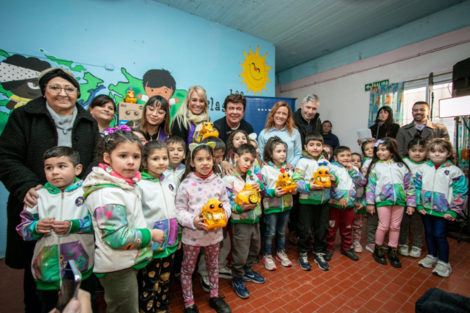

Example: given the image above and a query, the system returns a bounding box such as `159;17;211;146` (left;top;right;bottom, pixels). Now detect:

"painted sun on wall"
239;46;272;96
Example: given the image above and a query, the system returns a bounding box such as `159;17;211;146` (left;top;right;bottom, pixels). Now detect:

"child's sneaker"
365;243;375;253
243;271;265;284
432;261;452;278
209;295;231;313
262;255;277;271
398;244;409;256
276;250;292;267
409;246;422;258
324;250;333;261
313;253;330;271
232;278;249;299
184;304;200;313
352;241;363;253
419;254;438;268
219;265;232;279
298;252;311;271
200;276;210;293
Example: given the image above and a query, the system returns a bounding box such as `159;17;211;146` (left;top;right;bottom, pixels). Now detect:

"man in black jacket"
293;94;322;146
213;94;254;144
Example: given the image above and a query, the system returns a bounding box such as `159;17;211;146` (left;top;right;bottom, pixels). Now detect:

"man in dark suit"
396;101;449;156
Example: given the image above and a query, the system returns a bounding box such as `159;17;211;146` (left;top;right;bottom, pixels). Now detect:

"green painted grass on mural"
45;55;87;72
78;72;104;104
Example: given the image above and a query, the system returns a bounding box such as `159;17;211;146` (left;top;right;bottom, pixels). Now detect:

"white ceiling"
153;0;465;72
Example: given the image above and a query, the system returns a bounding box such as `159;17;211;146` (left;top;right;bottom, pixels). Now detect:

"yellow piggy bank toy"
198;122;219;142
200;199;227;230
312;161;331;188
275;168;297;193
234;184;261;205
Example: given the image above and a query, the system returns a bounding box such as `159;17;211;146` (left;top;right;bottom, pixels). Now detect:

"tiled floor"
2;224;470;313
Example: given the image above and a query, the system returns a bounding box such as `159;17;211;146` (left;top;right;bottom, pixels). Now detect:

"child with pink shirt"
176;142;232;313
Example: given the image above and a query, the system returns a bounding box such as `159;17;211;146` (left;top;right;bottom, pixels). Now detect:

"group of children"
17;123;467;313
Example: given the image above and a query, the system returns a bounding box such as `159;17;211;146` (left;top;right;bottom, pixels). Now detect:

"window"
403;81;455;141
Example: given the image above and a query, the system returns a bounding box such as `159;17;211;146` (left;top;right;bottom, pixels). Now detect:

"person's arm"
261;169;275;198
404;171;416;208
350;167;367;188
334;135;340;151
389;124;400;139
0;109;42;203
218;181;232;220
258;131;266;160
365;169;377;205
81;123;100;178
224;178;243;214
69;212;94;234
395;128;407;157
16;204;44;241
290;131;302;168
175;181;198;229
439;124;450;141
414;172;424;211
292;161;312;193
91;189;151;250
449;173;468;218
170;118;189;147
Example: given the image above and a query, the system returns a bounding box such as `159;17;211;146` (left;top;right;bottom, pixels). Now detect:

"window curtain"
457;117;469;174
368;82;405;126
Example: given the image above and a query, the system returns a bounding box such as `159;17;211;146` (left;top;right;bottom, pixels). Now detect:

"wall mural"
0;46;272;135
0;49;189;135
239;46;272;96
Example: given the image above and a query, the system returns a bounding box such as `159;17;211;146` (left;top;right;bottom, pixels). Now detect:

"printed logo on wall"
239;46;272;96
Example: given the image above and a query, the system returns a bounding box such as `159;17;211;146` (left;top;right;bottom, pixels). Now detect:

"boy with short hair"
293;132;337;271
16;147;96;312
224;144;265;299
198;136;231;292
164;136;186;190
326;146;367;261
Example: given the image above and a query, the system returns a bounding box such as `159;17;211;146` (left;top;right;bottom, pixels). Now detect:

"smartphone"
56;260;82;312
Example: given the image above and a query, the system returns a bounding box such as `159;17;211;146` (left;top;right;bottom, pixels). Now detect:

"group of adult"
0;66;451;312
361;101;449;157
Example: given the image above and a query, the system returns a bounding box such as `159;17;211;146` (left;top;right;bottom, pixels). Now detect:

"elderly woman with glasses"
0;67;100;312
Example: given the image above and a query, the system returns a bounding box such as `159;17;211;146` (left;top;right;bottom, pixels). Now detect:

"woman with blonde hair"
258;101;302;170
170;85;210;147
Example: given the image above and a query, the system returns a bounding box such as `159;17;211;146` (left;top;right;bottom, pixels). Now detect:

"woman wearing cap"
0;67;99;312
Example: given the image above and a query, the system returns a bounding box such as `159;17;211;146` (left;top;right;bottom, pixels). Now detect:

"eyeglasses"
46;84;78;95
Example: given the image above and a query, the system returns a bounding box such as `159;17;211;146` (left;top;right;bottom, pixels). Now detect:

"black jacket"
0;97;99;269
322;131;340;151
369;123;400;141
213;117;254;144
293;109;321;146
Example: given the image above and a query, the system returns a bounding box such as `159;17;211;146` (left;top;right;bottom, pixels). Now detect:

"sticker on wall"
239;46;272;96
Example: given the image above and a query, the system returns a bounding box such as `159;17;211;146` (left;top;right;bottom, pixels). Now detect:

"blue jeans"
263;210;291;255
422;214;449;263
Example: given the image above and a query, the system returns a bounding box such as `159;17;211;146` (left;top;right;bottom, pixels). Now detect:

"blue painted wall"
277;1;470;86
0;0;275;258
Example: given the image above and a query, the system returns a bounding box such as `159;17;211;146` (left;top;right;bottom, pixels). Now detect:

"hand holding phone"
56;260;82;312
